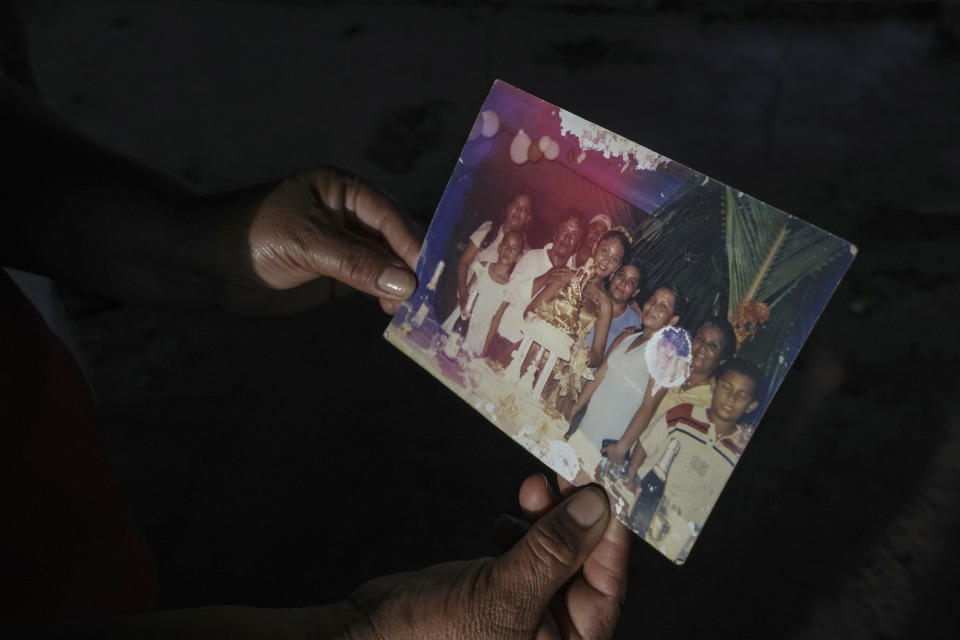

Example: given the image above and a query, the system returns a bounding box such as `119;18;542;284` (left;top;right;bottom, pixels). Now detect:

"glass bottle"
628;436;680;535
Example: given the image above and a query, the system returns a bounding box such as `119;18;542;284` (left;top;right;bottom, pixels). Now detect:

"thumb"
489;485;611;629
327;230;418;299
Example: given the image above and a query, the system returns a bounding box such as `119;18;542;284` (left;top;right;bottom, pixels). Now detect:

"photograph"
385;80;856;564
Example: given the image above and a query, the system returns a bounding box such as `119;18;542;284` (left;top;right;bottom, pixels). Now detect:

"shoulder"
469;220;494;244
474;220;493;234
595;286;612;308
665;402;695;422
684;383;713;406
665;402;712;435
514;246;546;268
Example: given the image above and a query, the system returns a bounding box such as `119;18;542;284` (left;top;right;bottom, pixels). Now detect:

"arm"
13;606;325;639
13;479;628;640
461;264;480;316
531;266;574;295
602;377;667;465
1;79;420;313
481;301;509;357
523;275;567;318
455;240;480;309
587;295;613;368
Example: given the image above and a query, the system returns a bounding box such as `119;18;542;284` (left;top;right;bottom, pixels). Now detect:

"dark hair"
597;228;630;255
560;207;586;230
481;191;532;251
501;228;526;253
502;228;525;242
717;358;764;406
698;316;737;364
647;282;684;321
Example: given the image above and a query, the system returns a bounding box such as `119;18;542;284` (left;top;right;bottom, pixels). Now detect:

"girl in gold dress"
522;228;631;411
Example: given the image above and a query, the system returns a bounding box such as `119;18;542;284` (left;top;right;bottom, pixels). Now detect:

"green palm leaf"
724;186;852;401
726;188;844;313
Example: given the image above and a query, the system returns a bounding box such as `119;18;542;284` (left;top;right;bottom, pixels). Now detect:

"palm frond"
725;186;853;399
726;189;845;311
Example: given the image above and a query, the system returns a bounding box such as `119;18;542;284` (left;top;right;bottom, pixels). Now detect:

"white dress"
441;221;503;333
470;221;504;264
462;263;509;356
579;335;652;452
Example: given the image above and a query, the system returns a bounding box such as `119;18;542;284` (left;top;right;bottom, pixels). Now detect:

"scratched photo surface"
384;81;856;564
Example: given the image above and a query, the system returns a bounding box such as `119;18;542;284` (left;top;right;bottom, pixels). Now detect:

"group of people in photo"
439;187;765;541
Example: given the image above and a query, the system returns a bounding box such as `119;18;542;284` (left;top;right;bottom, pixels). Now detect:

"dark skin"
607;265;642;320
575;220;610;268
4;78;630;638
2;79;420;314
455;194;532;310
708;369;759;435
526;236;626;368
14;477;630;640
530;215;583;295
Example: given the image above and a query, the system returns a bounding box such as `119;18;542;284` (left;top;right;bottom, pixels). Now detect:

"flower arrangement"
730;299;771;349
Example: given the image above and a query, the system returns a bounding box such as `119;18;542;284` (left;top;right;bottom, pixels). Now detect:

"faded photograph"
385;81;856;564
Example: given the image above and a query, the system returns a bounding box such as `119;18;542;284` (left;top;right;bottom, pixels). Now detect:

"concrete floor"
15;1;960;637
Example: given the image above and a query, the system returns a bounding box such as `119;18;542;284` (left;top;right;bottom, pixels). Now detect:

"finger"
348;568;417;612
493;514;530;552
489;485;611;631
380;296;402;315
337;172;423;272
535;608;563;640
564;519;631;640
518;473;558;521
323;227;418;300
308;171;420;300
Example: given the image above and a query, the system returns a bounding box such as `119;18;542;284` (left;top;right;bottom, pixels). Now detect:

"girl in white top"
461;230;525;356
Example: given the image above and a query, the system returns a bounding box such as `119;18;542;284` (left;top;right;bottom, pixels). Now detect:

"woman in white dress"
566;285;682;460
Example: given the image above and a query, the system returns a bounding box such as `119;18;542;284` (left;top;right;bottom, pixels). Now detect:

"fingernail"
377;266;416;298
537;473;550;492
566;486;607;528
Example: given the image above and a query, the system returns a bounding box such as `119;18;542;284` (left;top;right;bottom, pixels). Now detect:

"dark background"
9;1;960;637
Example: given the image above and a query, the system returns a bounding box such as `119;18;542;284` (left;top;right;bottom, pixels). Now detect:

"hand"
317;475;629;640
532;266;575;296
601;440;630;465
239;168;422;313
624;443;648;487
545;265;575;285
458;285;470;312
